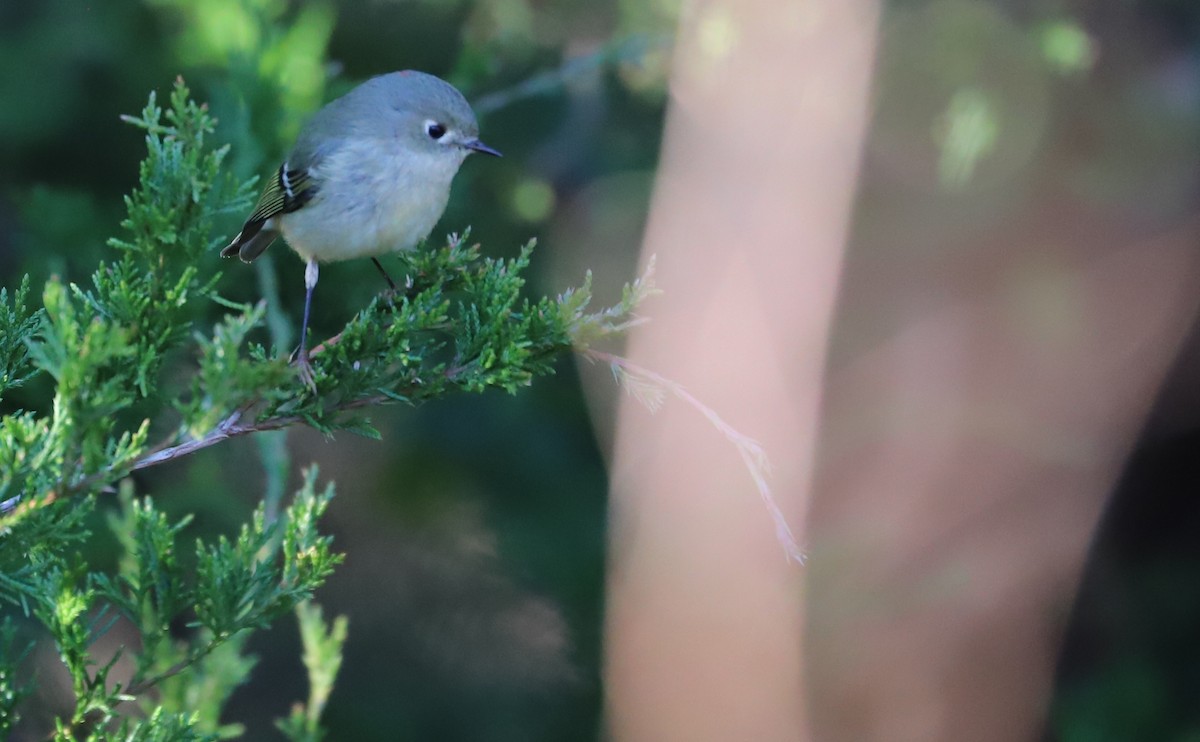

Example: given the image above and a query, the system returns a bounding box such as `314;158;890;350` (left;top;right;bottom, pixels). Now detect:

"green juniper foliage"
0;80;652;738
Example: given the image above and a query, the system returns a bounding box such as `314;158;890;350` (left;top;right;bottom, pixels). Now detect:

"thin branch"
123;639;222;697
471;34;671;116
128;394;388;474
585;348;805;564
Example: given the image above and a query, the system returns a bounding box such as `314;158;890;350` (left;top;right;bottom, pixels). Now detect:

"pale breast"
279;139;462;263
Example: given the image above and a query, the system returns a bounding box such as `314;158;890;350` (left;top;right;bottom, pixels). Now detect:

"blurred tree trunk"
605;0;1200;740
605;1;880;739
807;214;1200;741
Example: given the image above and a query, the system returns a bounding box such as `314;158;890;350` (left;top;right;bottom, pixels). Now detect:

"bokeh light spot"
697;7;738;62
1039;20;1096;76
511;178;557;223
934;86;999;189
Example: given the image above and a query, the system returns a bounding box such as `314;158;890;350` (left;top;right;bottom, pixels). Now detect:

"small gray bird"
222;70;501;387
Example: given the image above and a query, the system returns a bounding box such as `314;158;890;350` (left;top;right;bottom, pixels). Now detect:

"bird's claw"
294;352;317;393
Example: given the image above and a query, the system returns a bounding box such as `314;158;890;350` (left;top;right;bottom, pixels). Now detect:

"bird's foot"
378;273;421;310
291;348;317;392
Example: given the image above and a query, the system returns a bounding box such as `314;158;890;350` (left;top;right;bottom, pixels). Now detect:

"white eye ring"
425;120;447;140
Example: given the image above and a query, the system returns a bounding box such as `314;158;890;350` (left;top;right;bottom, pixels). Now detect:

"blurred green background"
0;0;668;738
1;0;1199;739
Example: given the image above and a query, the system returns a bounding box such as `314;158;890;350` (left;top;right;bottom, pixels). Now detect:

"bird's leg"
295;258;319;391
371;257;398;290
371;257;400;307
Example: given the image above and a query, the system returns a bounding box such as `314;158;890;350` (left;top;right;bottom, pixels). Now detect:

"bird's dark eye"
426;122;447;140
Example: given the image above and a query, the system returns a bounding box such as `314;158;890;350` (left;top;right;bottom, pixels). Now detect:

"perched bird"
222;70;501;387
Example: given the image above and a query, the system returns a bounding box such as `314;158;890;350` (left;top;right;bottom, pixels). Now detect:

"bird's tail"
220;219;278;263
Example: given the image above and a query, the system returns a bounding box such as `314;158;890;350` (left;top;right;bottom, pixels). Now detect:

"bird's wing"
220;161;320;262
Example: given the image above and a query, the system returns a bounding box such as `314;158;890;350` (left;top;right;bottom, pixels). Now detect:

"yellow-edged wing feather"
220;164;318;262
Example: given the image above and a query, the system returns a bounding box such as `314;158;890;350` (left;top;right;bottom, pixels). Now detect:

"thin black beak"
464;138;502;157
